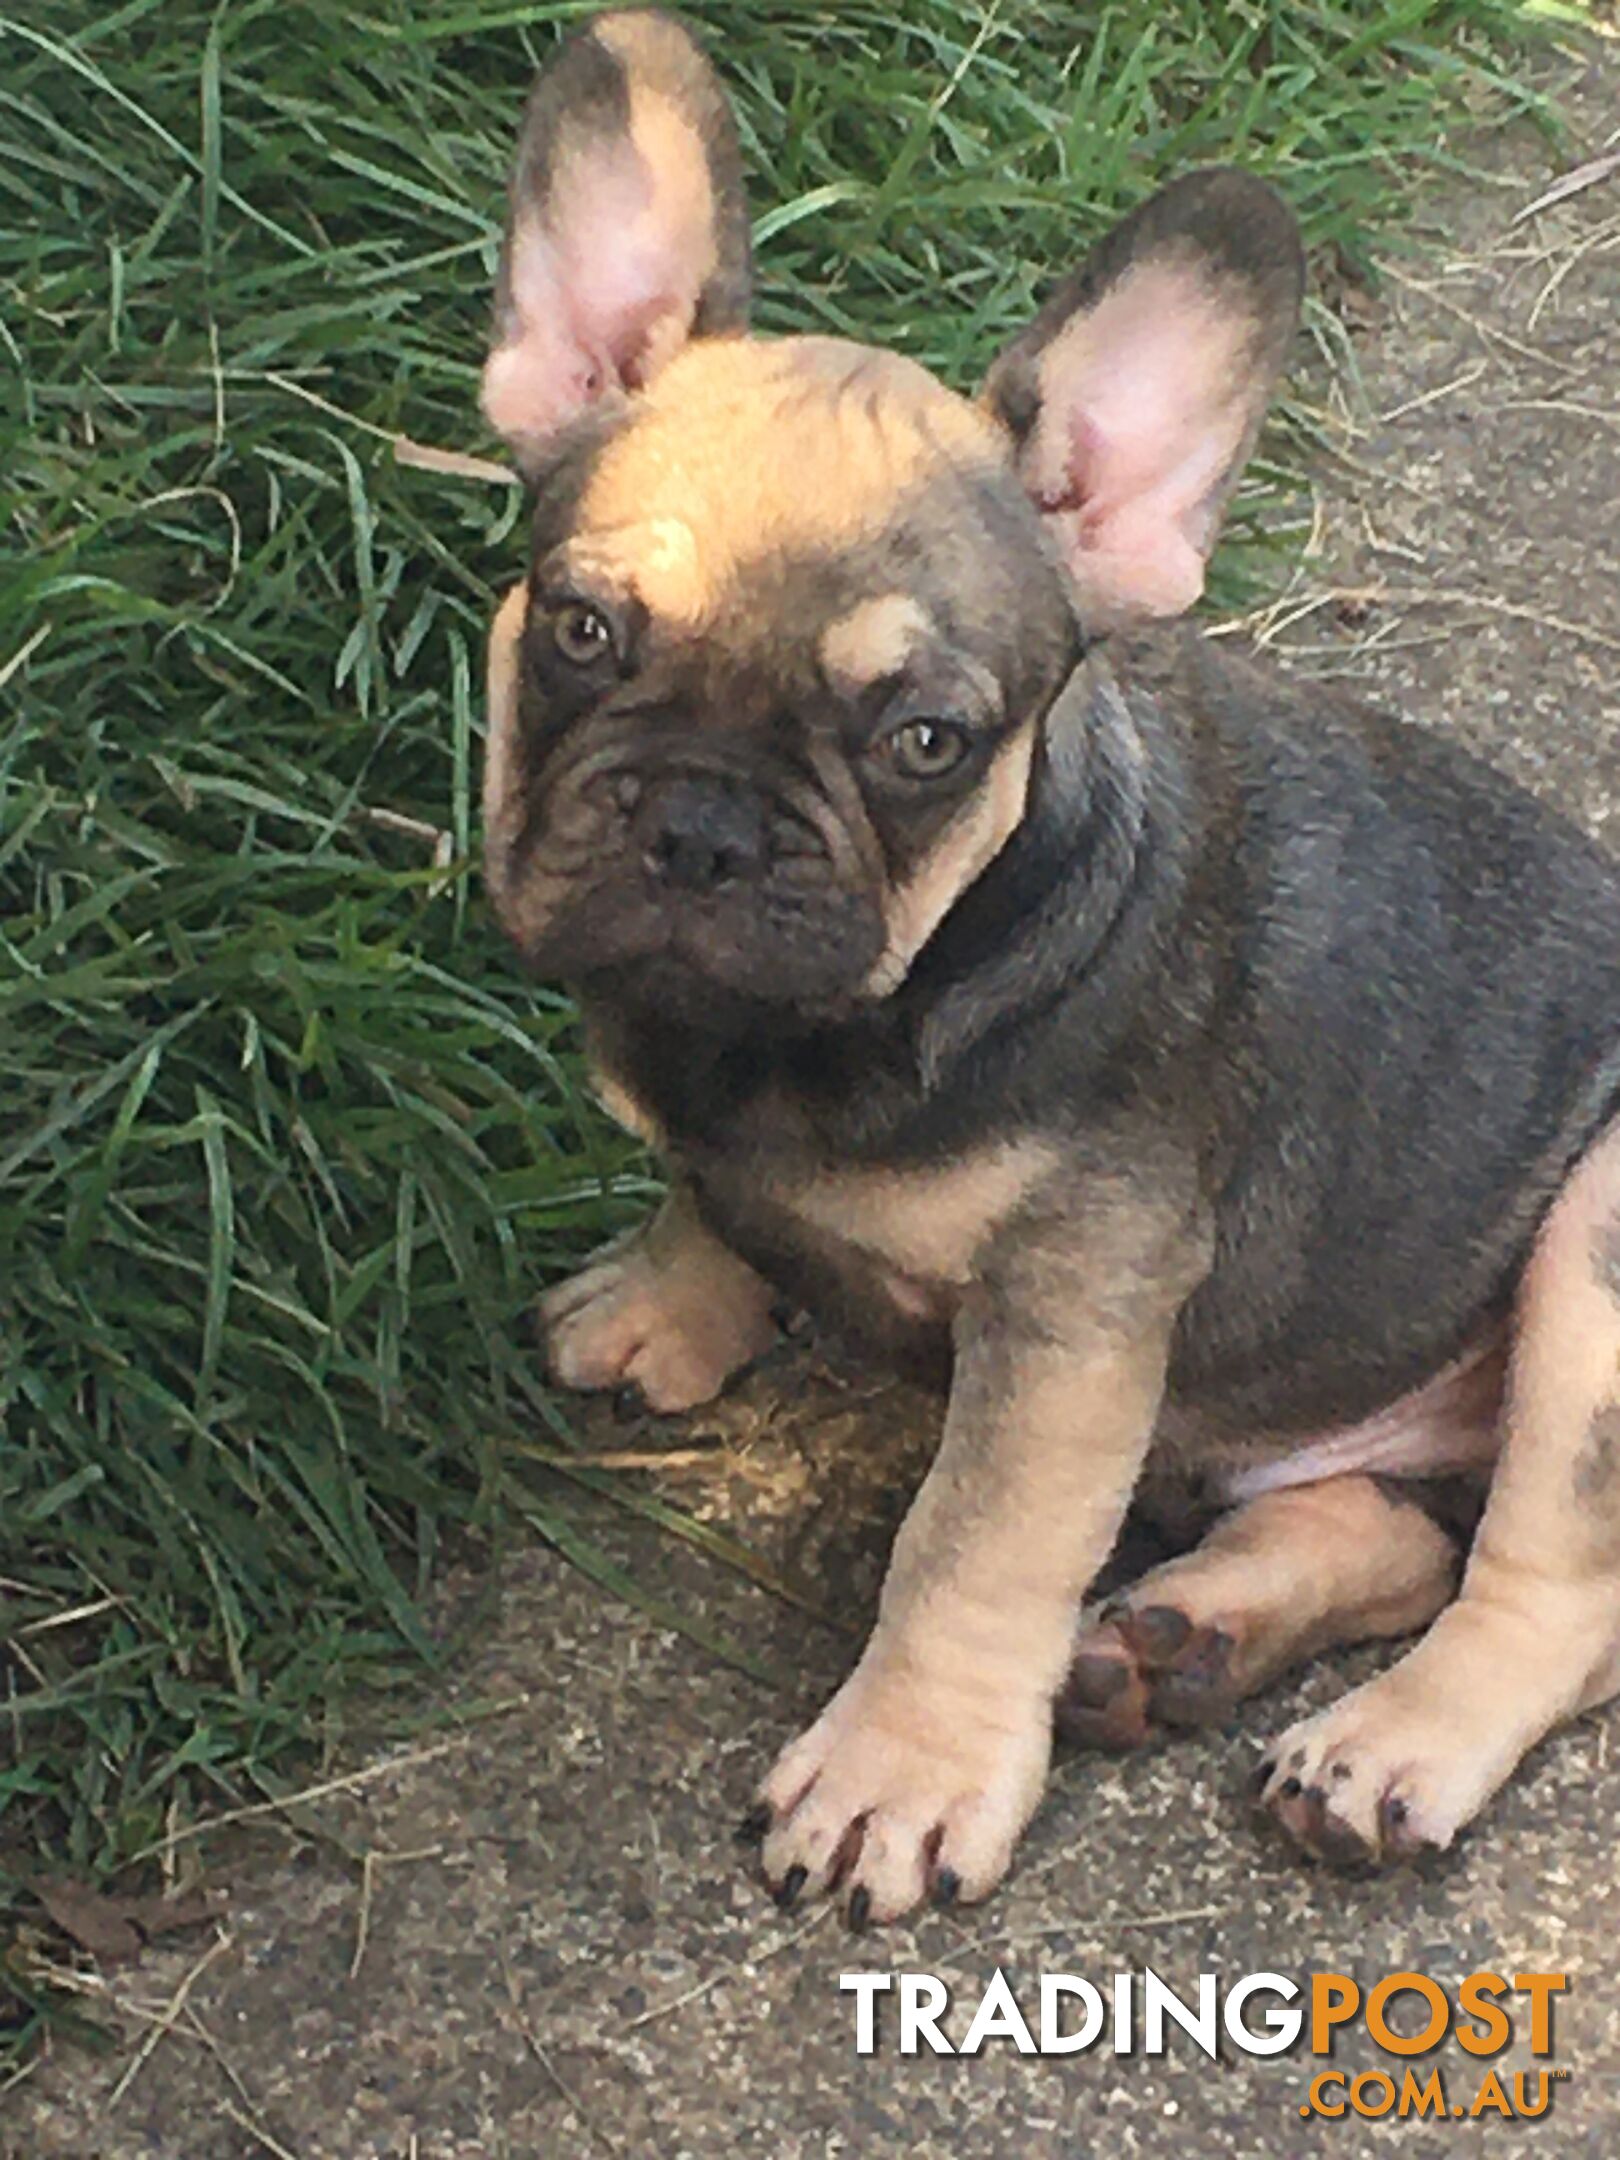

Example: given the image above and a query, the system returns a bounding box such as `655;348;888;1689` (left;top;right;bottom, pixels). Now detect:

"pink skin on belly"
880;1260;1504;1504
1220;1336;1506;1504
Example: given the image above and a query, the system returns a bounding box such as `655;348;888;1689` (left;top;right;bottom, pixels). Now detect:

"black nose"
636;777;766;895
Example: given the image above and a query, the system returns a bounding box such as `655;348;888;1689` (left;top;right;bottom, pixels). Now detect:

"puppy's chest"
588;1045;1045;1331
719;1131;1053;1332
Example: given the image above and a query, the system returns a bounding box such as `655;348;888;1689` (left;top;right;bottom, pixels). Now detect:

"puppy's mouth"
488;744;889;1009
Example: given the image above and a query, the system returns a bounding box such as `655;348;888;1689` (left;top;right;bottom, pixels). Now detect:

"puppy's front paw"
538;1205;779;1414
747;1654;1052;1926
1255;1686;1460;1866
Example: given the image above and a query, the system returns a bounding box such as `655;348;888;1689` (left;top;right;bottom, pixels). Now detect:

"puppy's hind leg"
1261;1116;1620;1862
1057;1473;1462;1751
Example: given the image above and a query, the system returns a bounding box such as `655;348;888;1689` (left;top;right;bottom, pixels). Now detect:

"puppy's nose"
636;778;766;894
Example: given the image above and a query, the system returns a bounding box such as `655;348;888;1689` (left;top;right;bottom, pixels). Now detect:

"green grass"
0;0;1562;2060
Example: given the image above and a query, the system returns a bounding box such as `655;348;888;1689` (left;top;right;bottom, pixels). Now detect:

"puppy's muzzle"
633;773;767;896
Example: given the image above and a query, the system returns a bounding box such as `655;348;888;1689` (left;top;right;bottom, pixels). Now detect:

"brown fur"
760;1184;1208;1917
480;11;1620;1922
573;339;1005;629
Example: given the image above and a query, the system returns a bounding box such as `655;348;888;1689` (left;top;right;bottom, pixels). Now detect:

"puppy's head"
481;8;1303;1019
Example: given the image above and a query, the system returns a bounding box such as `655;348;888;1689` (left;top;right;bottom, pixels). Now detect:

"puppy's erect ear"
982;170;1304;630
482;9;751;471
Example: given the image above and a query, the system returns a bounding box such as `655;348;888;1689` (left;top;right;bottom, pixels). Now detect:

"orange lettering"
1309;2071;1347;2118
1365;1971;1449;2056
1512;1973;1567;2056
1400;2068;1445;2118
1310;1973;1360;2055
1456;1972;1511;2057
1469;2069;1514;2119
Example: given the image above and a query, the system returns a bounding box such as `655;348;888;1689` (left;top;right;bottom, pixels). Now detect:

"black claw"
1280;1775;1303;1799
773;1863;808;1911
1250;1755;1277;1796
1379;1792;1419;1854
1317;1819;1375;1869
735;1802;771;1847
612;1382;645;1423
1380;1796;1436;1862
932;1868;961;1910
846;1886;872;1934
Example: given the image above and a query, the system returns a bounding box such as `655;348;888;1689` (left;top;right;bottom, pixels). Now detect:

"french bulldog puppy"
479;8;1620;1926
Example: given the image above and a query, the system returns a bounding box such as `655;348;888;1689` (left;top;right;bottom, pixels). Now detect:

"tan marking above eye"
554;518;707;628
820;595;933;693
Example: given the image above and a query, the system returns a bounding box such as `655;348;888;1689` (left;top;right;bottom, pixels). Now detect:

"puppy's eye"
882;718;970;781
553;601;616;667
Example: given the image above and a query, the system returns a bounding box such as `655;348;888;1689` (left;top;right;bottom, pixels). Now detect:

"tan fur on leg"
1060;1473;1460;1749
1262;1116;1620;1862
757;1184;1210;1922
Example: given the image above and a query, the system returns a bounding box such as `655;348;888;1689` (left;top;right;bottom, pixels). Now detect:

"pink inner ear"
482;121;717;458
1017;261;1257;627
481;231;611;449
